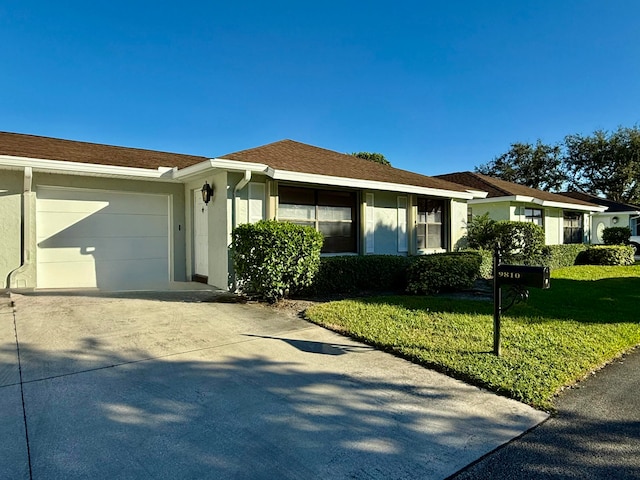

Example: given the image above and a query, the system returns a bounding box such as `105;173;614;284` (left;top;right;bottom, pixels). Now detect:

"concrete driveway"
1;288;547;480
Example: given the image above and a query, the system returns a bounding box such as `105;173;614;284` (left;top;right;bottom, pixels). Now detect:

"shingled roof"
436;171;601;208
0;131;208;170
219;139;470;193
561;191;640;213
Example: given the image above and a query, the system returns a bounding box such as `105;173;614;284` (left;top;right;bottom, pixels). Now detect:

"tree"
563;126;640;204
351;152;391;166
475;140;566;191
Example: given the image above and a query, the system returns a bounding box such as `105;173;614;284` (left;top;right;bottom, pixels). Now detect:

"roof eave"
469;194;606;212
270;169;474;199
0;154;179;181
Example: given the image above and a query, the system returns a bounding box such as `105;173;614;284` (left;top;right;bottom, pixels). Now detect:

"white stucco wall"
450;199;468;250
368;191;404;255
0;170;23;288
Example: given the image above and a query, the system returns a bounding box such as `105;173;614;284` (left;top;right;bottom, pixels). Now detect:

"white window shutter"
248;183;265;224
397;196;408;253
366;193;375;253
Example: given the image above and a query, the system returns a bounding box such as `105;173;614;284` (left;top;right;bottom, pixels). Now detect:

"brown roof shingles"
220;139;470;193
436;171;600;208
0;131;208;170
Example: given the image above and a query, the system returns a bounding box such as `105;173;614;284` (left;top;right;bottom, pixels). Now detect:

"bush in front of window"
541;244;589;269
582;245;635;266
406;252;482;295
602;226;631;245
493;221;546;265
231;220;323;302
302;255;412;296
465;213;496;250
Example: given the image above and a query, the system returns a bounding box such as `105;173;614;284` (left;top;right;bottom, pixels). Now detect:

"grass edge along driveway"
304;265;640;411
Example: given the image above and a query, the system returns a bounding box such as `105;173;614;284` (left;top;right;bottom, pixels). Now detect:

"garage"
36;186;170;289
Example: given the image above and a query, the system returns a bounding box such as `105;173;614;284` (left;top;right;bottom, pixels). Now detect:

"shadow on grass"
348;276;640;325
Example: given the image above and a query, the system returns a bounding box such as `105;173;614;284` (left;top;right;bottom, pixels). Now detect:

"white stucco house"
561;191;640;249
0;132;484;291
436;172;607;245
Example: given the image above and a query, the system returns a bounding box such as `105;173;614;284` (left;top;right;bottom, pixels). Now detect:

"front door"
193;189;208;278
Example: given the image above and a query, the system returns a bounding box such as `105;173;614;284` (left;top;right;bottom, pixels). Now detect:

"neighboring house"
561;191;640;249
0;132;482;291
435;172;606;246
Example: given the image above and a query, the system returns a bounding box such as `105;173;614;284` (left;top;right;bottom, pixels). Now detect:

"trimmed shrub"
542;244;589;269
493;221;546;265
406;252;482;295
583;245;635;266
303;255;412;296
466;213;496;250
231;220;323;302
459;248;493;279
602;226;632;245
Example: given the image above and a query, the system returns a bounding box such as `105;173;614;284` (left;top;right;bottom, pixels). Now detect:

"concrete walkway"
0;289;547;480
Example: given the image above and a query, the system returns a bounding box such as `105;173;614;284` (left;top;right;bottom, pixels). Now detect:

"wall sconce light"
201;181;214;205
612;216;619;225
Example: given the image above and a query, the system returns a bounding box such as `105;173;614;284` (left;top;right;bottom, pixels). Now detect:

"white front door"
193;189;208;277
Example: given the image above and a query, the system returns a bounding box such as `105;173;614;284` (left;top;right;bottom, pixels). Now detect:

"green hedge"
541;244;589;269
303;255;412;296
231;220;323;302
406;252;482;295
603;226;631;245
582;245;635;266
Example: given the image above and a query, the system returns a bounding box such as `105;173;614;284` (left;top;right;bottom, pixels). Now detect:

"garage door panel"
37;188;168;215
37;237;169;263
37;212;168;240
38;258;169;289
36;187;170;290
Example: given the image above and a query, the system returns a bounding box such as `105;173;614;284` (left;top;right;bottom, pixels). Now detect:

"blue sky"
1;1;639;176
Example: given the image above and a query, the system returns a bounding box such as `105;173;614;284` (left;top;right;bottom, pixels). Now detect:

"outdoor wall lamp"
612;216;619;224
201;181;214;205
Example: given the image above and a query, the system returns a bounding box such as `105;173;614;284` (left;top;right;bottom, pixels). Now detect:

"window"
563;212;583;244
524;208;544;227
278;186;357;253
417;198;444;249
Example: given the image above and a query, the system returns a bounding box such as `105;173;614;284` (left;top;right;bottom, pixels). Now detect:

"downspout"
7;167;33;289
230;170;252;292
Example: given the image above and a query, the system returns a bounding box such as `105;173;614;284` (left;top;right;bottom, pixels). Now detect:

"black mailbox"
496;265;550;289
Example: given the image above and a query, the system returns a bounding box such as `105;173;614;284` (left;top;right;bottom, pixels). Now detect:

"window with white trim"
417;198;444;249
563;211;583;244
524;207;544;227
278;186;358;253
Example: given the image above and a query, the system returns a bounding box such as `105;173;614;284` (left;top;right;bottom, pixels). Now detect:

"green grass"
304;264;640;410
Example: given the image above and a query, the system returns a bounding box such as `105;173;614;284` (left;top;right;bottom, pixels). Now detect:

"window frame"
563;211;584;244
416;197;445;251
277;185;359;254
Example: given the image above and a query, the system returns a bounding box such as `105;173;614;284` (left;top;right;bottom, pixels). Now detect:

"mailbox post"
492;244;550;356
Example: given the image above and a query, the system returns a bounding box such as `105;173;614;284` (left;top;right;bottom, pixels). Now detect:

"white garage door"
36;186;170;289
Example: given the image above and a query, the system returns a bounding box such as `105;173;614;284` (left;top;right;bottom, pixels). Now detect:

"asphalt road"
450;347;640;479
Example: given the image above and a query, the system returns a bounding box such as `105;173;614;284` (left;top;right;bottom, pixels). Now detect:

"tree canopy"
475;126;640;204
351;152;391;166
564;127;640;204
476;140;565;191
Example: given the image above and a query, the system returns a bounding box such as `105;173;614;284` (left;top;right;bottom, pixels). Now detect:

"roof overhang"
0;155;179;182
468;195;607;212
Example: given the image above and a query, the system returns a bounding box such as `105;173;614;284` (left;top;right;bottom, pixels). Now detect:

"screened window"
417;198;444;249
524;208;544;227
278;186;357;253
563;212;584;244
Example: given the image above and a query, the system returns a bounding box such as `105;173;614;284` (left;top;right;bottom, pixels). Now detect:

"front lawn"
304;264;640;410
